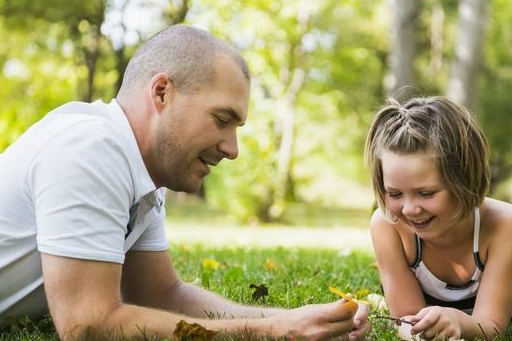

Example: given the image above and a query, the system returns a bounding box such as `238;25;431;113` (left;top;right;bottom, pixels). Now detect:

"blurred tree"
384;0;421;100
447;0;489;111
194;0;386;222
2;0;511;221
0;0;188;150
478;0;512;193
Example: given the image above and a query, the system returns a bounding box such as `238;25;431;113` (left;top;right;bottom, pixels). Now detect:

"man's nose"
219;131;239;160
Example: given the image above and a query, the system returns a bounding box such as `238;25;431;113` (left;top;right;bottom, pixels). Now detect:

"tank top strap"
412;233;422;268
473;207;485;271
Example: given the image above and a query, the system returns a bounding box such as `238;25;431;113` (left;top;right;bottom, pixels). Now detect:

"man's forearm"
161;281;286;318
68;302;276;341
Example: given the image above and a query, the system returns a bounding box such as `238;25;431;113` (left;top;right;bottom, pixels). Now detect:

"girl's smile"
380;150;460;239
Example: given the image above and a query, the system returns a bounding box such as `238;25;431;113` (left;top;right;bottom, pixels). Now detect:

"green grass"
2;245;512;340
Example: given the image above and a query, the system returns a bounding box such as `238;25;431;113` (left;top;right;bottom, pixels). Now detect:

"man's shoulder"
29;100;129;152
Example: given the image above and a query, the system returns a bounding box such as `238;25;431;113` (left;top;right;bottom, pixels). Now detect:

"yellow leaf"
202;258;220;270
264;258;276;270
355;288;370;299
329;285;347;298
329;285;370;305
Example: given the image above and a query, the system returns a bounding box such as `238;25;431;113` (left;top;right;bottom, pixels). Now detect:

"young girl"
365;96;512;340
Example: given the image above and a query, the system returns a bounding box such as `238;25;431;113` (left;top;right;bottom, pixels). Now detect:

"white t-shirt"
0;99;169;320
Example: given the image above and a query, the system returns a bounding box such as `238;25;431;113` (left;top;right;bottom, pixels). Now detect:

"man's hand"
267;299;367;341
351;303;371;340
410;306;462;341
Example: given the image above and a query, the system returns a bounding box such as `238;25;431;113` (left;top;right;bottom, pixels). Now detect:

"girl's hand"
410;306;463;340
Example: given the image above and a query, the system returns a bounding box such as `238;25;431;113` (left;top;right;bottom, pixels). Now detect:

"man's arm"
121;250;284;318
42;252;360;341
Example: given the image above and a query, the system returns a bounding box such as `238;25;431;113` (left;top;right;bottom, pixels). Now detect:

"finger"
410;308;428;323
326;319;355;337
328;299;357;322
411;310;440;335
353;304;369;327
348;321;371;341
417;322;444;341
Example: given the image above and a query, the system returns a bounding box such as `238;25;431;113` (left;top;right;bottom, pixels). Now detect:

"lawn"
3;244;512;341
2;200;512;340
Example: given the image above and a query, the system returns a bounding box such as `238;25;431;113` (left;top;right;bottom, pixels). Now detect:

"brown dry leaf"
173;320;218;341
249;283;268;301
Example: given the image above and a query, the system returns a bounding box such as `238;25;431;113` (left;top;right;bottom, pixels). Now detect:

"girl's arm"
460;208;512;339
370;209;426;317
410;202;512;340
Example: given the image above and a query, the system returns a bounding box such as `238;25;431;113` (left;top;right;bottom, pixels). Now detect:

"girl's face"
381;150;459;239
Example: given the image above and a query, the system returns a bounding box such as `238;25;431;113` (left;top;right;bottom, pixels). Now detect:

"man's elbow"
52;303;123;341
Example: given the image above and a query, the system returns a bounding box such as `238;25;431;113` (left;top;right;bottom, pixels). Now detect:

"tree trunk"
266;0;311;221
384;0;420;101
269;68;305;220
429;4;444;76
446;0;489;111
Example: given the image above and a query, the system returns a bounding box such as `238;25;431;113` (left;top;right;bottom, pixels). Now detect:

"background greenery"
2;0;512;223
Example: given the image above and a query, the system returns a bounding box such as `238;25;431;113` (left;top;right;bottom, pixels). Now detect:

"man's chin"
167;178;203;194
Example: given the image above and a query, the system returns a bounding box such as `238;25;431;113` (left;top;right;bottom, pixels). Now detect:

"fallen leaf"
354;288;370;299
249;283;268;301
328;285;369;308
173;320;218;341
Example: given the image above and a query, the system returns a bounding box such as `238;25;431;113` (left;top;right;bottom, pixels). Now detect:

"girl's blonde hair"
364;96;490;221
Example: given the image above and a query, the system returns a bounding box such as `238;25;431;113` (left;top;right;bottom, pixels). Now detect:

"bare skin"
42;53;370;341
372;151;512;340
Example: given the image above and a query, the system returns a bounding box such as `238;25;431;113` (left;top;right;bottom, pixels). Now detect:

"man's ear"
150;73;174;112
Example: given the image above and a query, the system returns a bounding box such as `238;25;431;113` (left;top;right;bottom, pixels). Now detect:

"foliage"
478;0;512;192
2;0;512;221
197;0;387;222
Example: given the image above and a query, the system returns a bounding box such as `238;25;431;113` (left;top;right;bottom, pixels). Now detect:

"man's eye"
215;116;229;127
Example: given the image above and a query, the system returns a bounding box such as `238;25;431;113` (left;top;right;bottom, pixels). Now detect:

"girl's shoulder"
481;197;512;243
370;208;417;267
370;209;415;245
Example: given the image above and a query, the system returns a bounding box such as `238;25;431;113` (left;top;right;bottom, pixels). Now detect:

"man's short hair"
118;25;249;95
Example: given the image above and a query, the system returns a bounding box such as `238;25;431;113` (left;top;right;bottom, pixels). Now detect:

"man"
0;25;369;340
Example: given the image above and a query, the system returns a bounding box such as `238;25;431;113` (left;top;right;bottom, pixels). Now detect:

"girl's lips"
409;216;434;229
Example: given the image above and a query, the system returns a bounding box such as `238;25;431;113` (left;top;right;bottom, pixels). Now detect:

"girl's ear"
149;73;174;113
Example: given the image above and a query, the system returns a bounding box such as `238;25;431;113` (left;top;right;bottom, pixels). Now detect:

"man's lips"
199;157;219;167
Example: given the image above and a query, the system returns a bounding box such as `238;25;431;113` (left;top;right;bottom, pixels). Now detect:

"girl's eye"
387;192;402;198
419;191;434;197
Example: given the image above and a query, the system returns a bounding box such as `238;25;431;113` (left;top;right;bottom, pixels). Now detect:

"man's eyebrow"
214;107;245;126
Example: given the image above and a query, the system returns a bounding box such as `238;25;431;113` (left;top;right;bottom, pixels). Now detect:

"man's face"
153;54;249;192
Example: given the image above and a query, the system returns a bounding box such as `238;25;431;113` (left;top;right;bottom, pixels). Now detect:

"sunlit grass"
3;245;512;340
